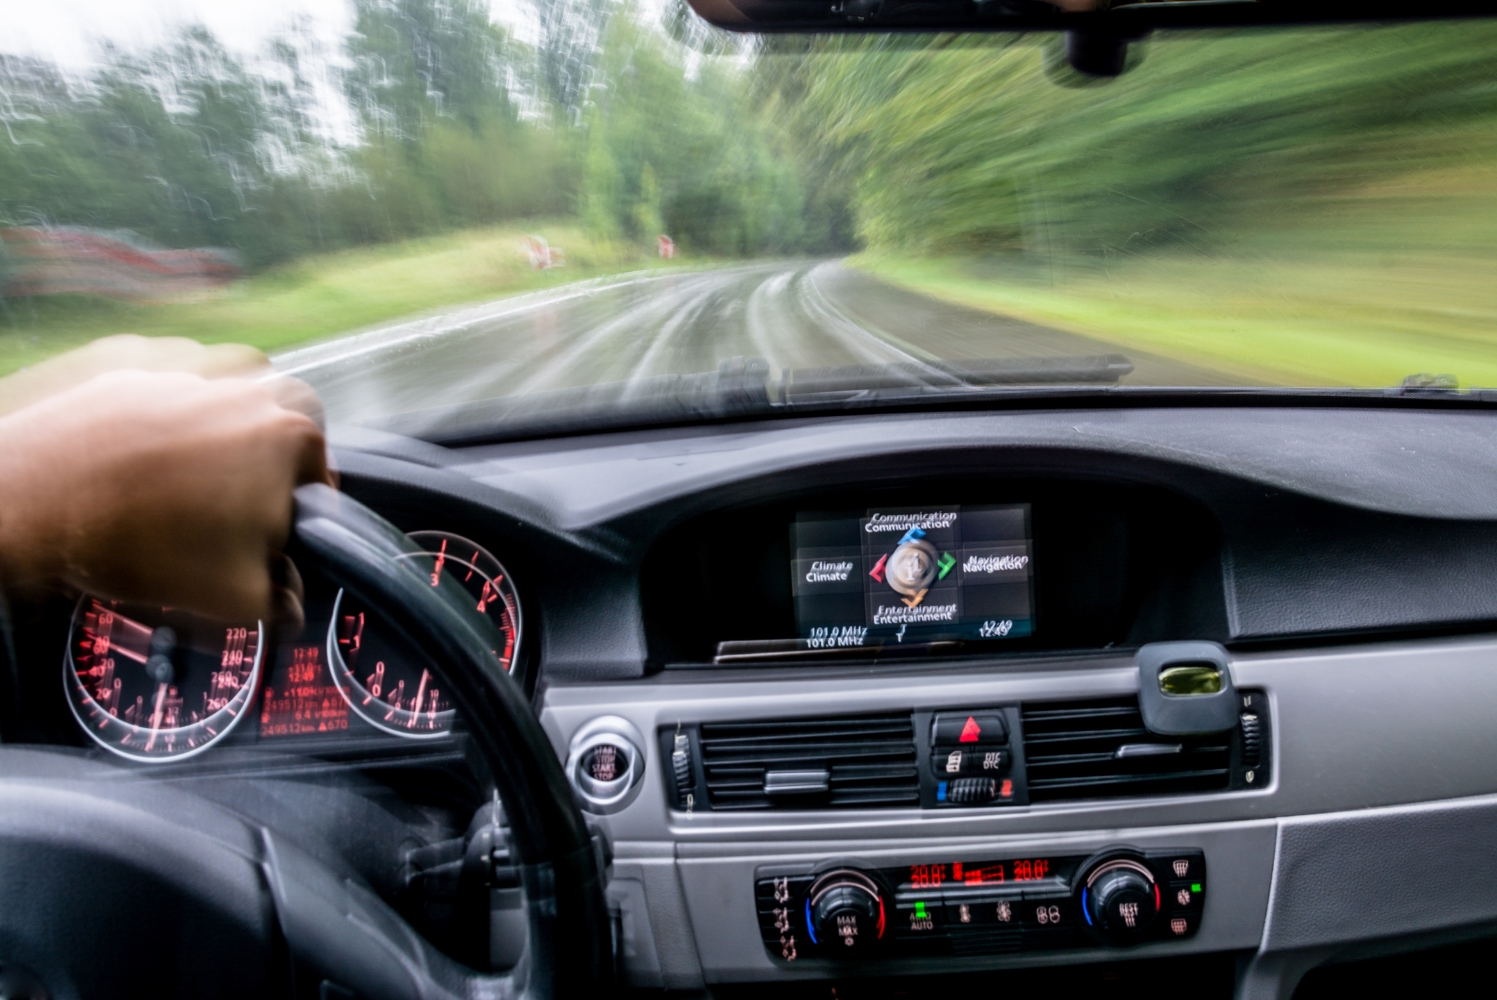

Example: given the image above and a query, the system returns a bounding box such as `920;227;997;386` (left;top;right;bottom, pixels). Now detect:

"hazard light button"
931;712;1008;746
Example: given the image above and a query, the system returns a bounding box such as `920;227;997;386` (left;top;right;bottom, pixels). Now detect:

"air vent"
698;713;918;810
1021;696;1230;802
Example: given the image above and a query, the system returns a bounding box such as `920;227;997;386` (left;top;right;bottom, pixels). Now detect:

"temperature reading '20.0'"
326;530;521;739
908;864;946;889
904;858;1054;889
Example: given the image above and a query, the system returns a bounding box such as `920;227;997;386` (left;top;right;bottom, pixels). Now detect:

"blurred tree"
0;34;305;266
342;0;572;236
0;0;846;285
344;0;512;137
576;1;833;254
765;24;1497;259
530;0;616;121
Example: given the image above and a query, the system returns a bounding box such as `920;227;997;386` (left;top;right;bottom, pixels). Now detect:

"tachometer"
327;531;520;739
65;597;263;761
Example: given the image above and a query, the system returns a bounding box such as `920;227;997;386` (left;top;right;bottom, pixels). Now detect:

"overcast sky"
0;0;531;68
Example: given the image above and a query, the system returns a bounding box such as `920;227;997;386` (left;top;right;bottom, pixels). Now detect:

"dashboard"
10;403;1497;998
55;530;521;760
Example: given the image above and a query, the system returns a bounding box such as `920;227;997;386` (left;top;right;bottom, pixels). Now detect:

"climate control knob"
807;870;886;953
1081;856;1159;943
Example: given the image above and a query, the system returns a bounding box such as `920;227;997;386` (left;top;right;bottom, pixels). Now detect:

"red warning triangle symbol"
958;716;982;743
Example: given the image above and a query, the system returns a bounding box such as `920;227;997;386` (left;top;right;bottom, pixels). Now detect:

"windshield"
2;2;1495;437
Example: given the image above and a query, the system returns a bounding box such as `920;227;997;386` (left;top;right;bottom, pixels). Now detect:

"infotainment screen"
791;505;1034;649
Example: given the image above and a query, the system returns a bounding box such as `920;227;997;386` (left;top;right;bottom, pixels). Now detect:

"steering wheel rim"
288;483;614;998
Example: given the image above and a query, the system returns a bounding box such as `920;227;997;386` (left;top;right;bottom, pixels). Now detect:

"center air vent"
694;713;918;810
1021;696;1231;802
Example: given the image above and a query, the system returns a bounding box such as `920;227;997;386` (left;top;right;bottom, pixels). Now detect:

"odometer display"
327;531;520;739
65;597;263;761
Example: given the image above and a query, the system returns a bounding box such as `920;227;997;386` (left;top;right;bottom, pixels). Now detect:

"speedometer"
327;531;520;739
65;597;263;761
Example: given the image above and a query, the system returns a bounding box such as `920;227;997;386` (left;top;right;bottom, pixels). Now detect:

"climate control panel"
755;848;1204;961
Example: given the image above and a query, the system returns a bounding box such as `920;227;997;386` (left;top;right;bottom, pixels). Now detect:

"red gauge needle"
92;603;155;665
429;539;448;587
144;681;169;751
410;669;431;727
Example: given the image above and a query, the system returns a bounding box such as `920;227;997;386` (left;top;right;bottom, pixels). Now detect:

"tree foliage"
578;9;813;254
758;23;1497;258
0;0;852;276
6;3;1495;284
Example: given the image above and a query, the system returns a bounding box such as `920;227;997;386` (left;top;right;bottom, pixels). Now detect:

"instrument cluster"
64;530;521;762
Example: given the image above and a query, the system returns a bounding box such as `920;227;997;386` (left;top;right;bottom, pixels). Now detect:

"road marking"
273;264;770;377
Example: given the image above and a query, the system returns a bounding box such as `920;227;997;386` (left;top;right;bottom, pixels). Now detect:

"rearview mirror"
686;0;1497;76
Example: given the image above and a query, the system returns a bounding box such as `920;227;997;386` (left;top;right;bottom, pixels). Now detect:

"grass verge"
0;222;687;377
852;169;1497;388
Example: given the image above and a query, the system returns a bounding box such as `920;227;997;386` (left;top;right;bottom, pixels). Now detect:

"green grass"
0;222;687;377
851;165;1497;388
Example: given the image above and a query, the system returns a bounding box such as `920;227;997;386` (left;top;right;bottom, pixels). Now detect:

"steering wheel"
0;484;613;1000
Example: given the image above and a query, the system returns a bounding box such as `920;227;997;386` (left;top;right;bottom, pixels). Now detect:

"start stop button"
565;716;645;814
583;743;629;783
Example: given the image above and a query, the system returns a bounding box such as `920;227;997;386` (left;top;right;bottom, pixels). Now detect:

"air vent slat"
698;712;917;810
704;742;910;763
832;764;918;780
1027;746;1229;769
702;720;911;735
1022;706;1139;722
830;791;920;806
1022;727;1151;745
708;735;914;746
1029;766;1231;788
703;721;912;736
1021;697;1231;802
706;776;770;788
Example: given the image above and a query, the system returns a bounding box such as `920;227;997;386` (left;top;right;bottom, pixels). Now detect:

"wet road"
277;259;1235;429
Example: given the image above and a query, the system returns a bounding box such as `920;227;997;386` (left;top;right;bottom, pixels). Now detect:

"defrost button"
1149;852;1203;882
1163;913;1199;938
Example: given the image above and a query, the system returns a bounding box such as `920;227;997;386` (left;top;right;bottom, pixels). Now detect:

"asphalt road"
277;259;1238;429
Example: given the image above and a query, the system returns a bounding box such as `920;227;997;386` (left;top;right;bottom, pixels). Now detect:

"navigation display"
791;505;1034;649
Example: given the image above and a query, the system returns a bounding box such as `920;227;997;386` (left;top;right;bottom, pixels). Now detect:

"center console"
605;478;1285;986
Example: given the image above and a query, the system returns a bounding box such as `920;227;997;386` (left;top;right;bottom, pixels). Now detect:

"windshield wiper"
781;355;1135;400
374;354;1135;443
